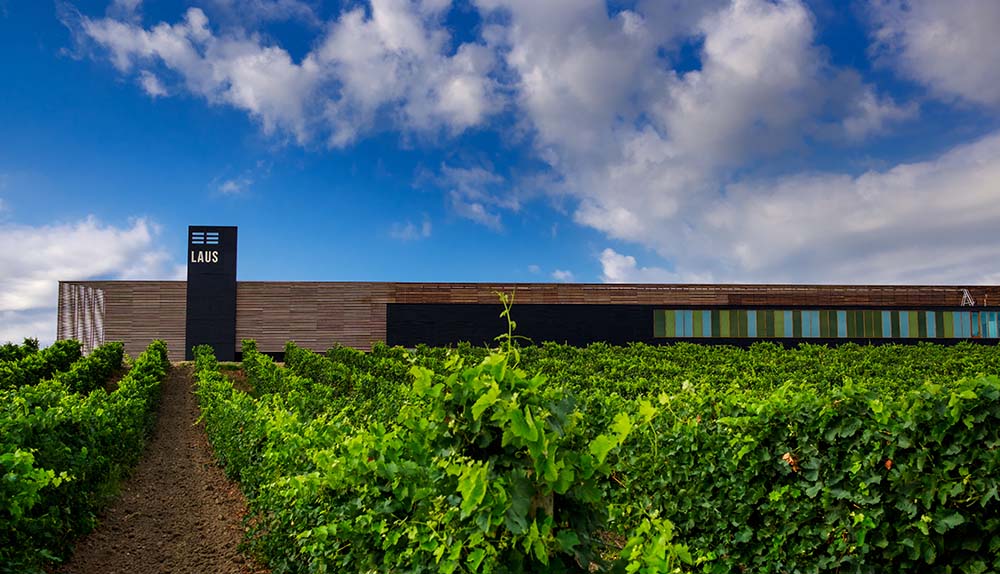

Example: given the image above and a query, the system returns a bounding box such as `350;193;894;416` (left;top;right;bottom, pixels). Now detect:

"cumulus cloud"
69;1;499;145
869;0;1000;107
66;0;998;285
475;0;914;251
0;217;183;344
475;0;663;164
839;83;917;141
437;164;518;230
389;217;432;241
76;7;322;142
599;248;714;284
138;70;167;97
550;269;575;282
317;0;499;145
659;0;824;166
468;0;955;284
107;0;142;20
623;130;1000;284
551;0;819;243
202;0;321;28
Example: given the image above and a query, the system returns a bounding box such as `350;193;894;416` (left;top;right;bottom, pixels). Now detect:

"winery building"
57;226;1000;361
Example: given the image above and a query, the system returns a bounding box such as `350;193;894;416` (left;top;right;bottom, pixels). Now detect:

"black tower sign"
185;226;237;360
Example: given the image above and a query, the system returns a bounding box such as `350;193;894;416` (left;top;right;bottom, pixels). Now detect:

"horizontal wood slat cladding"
58;281;187;359
236;282;395;353
58;281;1000;356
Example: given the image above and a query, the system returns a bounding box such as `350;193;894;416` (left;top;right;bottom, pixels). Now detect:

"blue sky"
2;0;1000;343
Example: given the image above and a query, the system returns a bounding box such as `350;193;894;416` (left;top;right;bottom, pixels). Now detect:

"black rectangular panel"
185;226;237;360
386;303;656;347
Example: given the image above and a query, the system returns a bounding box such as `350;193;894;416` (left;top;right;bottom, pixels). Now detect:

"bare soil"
102;365;131;393
223;368;252;394
57;364;269;574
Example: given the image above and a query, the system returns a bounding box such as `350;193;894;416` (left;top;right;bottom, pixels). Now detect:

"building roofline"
57;279;998;290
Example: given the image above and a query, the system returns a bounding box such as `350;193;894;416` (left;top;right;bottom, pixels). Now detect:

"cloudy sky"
2;0;1000;343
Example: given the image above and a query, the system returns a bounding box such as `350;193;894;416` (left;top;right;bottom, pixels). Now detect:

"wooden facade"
57;280;1000;360
59;281;187;358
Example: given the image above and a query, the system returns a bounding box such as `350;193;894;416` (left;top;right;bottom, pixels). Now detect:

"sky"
2;0;1000;344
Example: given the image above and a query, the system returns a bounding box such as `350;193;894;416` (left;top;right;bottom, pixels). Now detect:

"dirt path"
58;365;268;574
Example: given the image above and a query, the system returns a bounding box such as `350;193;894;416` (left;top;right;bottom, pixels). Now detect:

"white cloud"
107;0;142;21
214;160;269;196
0;309;53;349
527;264;540;274
437;164;517;230
72;1;499;146
138;69;167;97
218;177;251;195
317;0;499;145
0;217;183;344
599;248;713;284
869;0;1000;107
464;0;940;285
551;269;575;282
644;130;1000;284
475;0;911;250
389;217;432;241
839;82;917;141
475;0;662;163
67;0;994;287
449;193;503;230
77;7;321;141
203;0;321;28
659;0;824;167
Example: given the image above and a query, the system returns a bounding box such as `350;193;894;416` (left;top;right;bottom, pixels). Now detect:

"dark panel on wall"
387;303;657;347
185;226;237;360
387;303;1000;349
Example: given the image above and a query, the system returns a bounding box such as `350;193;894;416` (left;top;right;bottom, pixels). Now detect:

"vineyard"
3;332;999;573
195;336;1000;573
0;338;169;572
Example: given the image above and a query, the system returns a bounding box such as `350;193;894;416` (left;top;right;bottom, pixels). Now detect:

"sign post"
184;226;237;360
